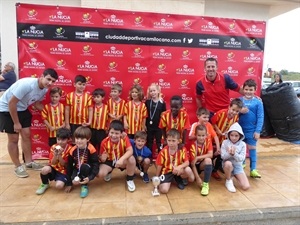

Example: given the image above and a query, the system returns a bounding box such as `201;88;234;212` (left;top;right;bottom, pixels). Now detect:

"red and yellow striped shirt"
159;109;190;140
41;103;64;138
107;98;126;123
211;109;239;143
100;136;132;160
156;146;189;175
124;101;148;134
48;143;72;174
91;104;109;130
189;139;213;162
66;92;92;125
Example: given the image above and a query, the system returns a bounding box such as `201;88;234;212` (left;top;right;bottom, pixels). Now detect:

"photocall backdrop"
16;3;266;159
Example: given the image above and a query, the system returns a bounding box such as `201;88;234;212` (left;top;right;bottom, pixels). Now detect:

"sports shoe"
143;173;150;183
182;178;188;186
127;180;136;192
201;182;209;196
104;172;112;182
211;171;221;181
250;169;261;178
36;184;49;195
225;179;236;193
80;185;89;198
26;161;43;171
174;176;185;190
14;165;29;178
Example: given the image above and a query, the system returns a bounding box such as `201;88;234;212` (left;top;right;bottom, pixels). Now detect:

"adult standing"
269;73;283;86
0;62;17;95
0;68;58;178
195;58;243;117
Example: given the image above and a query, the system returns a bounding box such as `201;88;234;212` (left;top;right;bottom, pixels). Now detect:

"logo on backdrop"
128;63;148;74
243;53;261;63
103;15;124;26
155;63;168;75
103;46;124;57
77;61;98;72
245;25;263;35
49;11;71;23
157;79;171;89
181;93;193;104
248;38;260;49
222;66;239;77
176;64;195;75
228;22;238;34
132;47;144;58
55;75;72;86
81;13;93;24
153;18;173;29
75;31;99;40
133;16;144;27
223;37;242;49
199;51;218;61
23;58;45;69
179;79;190;89
27;42;39;53
107;62;119;72
81;45;93;56
26;9;39;21
201;21;220;33
181;50;191;60
199;38;220;47
31;119;45;130
56;59;68;70
226;52;236;62
182;20;193;30
103;77;123;87
50;43;72;55
247;67;256;76
21;26;44;38
152;49;172;59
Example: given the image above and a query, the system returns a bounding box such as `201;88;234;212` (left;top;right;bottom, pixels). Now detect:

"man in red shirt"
196;58;243;117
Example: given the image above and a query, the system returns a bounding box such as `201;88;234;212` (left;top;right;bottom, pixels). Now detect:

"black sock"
204;164;212;183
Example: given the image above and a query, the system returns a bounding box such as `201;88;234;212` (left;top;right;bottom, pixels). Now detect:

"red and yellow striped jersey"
156;146;189;175
100;136;132;161
159;109;190;139
41;103;64;138
91;104;109;130
107;98;126;123
211;109;239;143
124;101;148;134
48;143;72;174
66;92;92;125
189;139;213;162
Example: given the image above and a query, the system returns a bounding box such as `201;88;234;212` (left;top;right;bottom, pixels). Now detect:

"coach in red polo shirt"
196;58;243;117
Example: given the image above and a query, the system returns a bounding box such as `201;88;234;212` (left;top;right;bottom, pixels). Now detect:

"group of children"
36;75;263;198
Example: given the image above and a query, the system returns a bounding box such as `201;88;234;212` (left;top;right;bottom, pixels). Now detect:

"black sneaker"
174;176;185;190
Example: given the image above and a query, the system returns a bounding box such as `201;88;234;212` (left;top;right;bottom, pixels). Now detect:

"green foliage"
280;69;289;75
283;71;300;81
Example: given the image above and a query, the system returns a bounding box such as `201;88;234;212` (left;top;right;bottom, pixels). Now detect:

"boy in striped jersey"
190;125;213;196
90;88;108;153
107;83;126;124
156;129;194;193
41;87;65;147
98;120;137;192
36;128;72;195
65;75;93;135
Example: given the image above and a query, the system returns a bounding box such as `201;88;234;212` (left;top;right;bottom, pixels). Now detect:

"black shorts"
103;160;125;171
0;109;32;134
160;172;174;183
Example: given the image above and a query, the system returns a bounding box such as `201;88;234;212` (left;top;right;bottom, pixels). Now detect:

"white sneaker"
14;165;29;178
104;172;112;182
26;161;43;171
225;179;236;193
127;180;136;192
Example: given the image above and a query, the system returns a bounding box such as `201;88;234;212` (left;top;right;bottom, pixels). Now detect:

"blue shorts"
49;168;68;183
243;131;257;146
223;162;244;176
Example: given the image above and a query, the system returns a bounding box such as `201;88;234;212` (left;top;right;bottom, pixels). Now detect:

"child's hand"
65;124;71;130
230;146;236;155
80;177;89;184
49;126;55;132
124;123;129;129
254;132;260;140
100;152;108;162
195;176;203;187
240;107;249;114
64;186;72;193
72;179;80;186
82;122;91;127
115;159;124;168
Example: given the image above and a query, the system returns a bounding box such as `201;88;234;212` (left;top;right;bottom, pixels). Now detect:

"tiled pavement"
0;132;299;224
